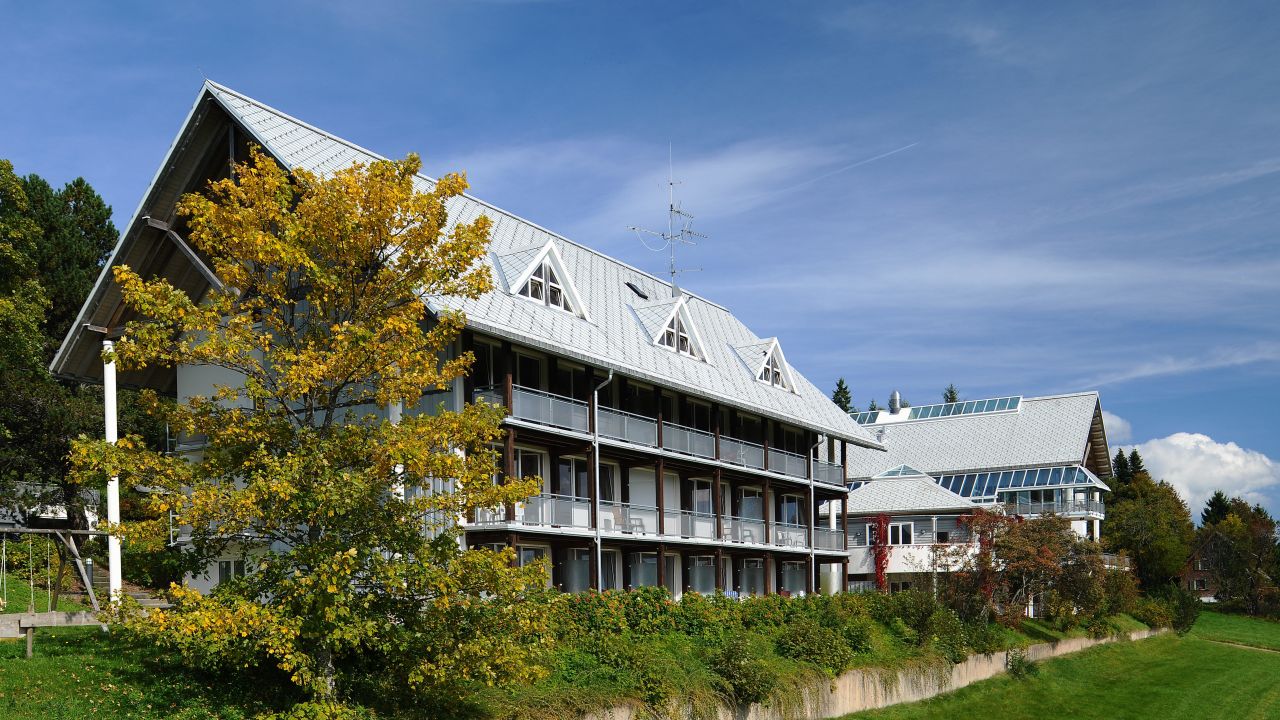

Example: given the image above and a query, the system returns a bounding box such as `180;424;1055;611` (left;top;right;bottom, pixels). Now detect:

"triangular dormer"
652;295;706;360
743;338;796;393
504;240;589;321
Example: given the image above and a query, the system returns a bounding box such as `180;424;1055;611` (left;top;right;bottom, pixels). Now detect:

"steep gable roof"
845;476;975;514
81;81;879;447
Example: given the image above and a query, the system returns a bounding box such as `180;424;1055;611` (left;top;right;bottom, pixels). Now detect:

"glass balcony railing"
511;386;589;433
814;527;846;551
471;493;593;529
664;509;719;540
813;460;845;487
663;422;716;459
722;515;767;544
599;500;660;536
721;436;765;470
771;521;809;549
1002;499;1105;517
598;407;659;447
767;447;807;478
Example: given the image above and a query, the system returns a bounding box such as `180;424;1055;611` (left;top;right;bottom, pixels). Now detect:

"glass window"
1049;467;1064;486
520;261;575;314
779;495;802;525
1008;397;1020;410
693;479;713;515
659;312;696;357
758;353;787;389
981;473;999;497
960;474;976;496
995;397;1010;411
1035;468;1051;486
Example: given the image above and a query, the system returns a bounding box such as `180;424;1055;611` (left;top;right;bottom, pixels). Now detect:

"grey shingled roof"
203;82;879;447
846;392;1103;479
845;475;974;514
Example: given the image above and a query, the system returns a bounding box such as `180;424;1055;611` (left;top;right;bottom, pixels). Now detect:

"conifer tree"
1113;449;1131;484
832;377;853;413
1201;490;1231;526
942;383;960;404
867;398;880;412
1128;449;1147;475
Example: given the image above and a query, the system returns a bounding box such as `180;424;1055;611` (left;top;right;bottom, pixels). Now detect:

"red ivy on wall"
873;513;891;591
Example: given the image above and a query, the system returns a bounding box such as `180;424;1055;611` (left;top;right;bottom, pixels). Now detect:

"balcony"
598;407;658;447
600;500;660;536
768;447;807;479
814;527;846;551
722;515;767;544
1002;498;1105;518
721;436;765;470
664;509;718;540
772;522;808;549
482;383;851;489
664;422;716;459
472;493;592;530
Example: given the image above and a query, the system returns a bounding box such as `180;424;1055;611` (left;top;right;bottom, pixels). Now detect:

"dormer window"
520;261;574;313
660;314;695;356
759;353;786;389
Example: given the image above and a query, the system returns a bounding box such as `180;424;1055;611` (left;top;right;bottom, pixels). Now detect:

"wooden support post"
712;468;723;540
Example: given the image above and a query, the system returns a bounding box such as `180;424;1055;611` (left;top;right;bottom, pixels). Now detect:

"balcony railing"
664;509;718;540
768;447;808;478
472;493;592;529
814;527;846;551
600;500;660;536
1002;499;1105;517
772;521;809;549
1102;553;1132;570
721;436;765;470
722;515;767;544
598;407;659;447
848;580;878;593
484;384;851;487
814;460;845;487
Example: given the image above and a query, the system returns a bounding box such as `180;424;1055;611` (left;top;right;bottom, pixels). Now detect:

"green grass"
0;626;289;719
842;614;1280;720
1189;610;1280;652
1;580;90;614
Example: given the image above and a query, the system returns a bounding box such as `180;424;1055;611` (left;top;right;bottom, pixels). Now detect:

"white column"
103;339;123;601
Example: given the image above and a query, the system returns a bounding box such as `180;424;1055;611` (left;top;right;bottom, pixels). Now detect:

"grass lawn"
0;626;289;720
1190;610;1280;652
843;614;1280;720
1;580;90;614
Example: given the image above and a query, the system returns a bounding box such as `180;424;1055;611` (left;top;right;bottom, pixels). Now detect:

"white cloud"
1101;410;1132;443
1129;433;1280;516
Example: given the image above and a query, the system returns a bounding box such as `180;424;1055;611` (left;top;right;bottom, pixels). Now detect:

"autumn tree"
832;377;853;413
1201;497;1278;614
75;149;548;714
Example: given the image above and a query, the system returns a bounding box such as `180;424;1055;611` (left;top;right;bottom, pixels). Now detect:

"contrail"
781;142;919;194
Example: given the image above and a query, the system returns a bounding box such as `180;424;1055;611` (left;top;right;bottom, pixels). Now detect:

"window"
890;580;913;593
517;546;547;568
758;353;787;389
692;479;713;515
1194;578;1208;591
660;313;695;357
868;522;914;546
779;495;802;525
936;530;950;544
217;559;246;585
519;261;574;313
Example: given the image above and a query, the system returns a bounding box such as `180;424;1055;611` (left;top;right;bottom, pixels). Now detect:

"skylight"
933;465;1106;501
906;396;1021;420
874;464;926;478
852;410;881;425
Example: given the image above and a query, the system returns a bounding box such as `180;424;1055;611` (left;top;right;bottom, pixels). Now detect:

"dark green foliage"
1101;568;1140;617
709;633;780;705
1202;490;1231;526
1128;449;1146;476
776;616;855;675
1112;449;1131;485
1105;473;1195;589
832;377;853;413
924;608;968;663
868;398;880;412
942;383;960;404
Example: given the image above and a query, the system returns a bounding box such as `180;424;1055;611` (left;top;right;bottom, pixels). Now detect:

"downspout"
592;368;615;591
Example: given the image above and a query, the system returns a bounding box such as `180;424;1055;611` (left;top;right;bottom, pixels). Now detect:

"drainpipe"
809;435;821;595
593;368;615;591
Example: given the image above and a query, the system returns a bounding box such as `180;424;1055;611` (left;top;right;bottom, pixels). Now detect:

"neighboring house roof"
846;391;1110;479
845;473;975;514
51;81;881;448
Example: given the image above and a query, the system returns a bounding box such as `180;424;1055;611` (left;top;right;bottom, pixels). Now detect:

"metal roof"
53;81;882;449
846;391;1111;479
845;475;975;515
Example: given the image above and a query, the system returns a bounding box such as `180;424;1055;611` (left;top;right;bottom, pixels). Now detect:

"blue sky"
3;1;1278;516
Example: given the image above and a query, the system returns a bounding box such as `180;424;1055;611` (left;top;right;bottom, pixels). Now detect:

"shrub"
1006;648;1039;679
1086;614;1122;639
887;617;919;645
1152;584;1202;635
672;591;739;639
924;608;968;664
710;633;780;706
1131;598;1174;629
1102;569;1140;616
963;620;1005;655
776;616;855;675
840;617;874;656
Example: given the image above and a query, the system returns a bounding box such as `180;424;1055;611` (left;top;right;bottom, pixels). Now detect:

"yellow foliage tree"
73;149;548;710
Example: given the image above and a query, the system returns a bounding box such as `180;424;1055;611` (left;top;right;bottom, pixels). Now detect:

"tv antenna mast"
629;145;705;297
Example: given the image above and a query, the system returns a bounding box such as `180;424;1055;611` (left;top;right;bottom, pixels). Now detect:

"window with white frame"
519;261;574;313
758;353;787;389
217;559;247;585
692;479;713;515
779;494;802;525
659;313;696;357
867;522;914;546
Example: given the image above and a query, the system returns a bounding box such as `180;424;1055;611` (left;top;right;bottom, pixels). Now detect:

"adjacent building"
50;81;883;598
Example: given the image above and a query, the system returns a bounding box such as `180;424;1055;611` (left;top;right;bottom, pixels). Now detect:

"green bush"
1131;598;1175;629
776;616;855;675
924;608;968;664
841;616;874;655
963;620;1005;655
887;616;919;645
710;633;780;706
1102;569;1140;616
671;591;739;639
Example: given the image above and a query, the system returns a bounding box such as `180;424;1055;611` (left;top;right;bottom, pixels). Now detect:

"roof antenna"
629;143;705;298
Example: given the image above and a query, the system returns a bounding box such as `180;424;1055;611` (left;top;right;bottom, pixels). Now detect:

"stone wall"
584;628;1167;720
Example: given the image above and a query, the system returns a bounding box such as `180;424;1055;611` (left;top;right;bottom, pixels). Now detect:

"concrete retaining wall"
584;628;1167;720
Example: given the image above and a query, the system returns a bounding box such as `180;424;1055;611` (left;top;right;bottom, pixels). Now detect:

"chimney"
889;390;901;414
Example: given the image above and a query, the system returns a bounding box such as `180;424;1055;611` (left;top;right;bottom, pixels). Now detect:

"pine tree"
1128;449;1147;476
1113;449;1131;484
942;383;960;404
868;398;880;412
1201;490;1231;526
832;377;853;413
